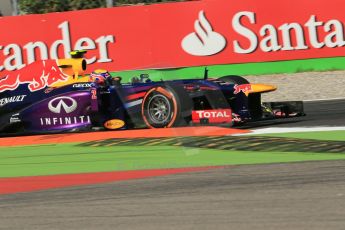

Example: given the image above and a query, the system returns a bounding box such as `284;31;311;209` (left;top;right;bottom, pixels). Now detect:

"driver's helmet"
89;69;111;84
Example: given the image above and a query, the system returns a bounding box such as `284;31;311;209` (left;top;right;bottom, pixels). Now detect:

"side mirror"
140;74;149;79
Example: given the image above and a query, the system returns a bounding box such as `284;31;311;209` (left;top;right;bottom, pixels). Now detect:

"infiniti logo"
48;96;77;114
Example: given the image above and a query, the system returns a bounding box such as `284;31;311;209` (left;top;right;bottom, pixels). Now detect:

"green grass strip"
257;130;345;141
110;56;345;82
1;143;345;178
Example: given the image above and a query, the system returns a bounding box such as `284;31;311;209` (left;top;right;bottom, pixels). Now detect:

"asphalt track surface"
1;160;345;230
1;99;345;230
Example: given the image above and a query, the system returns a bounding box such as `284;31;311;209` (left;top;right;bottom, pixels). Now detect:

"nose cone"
249;84;277;94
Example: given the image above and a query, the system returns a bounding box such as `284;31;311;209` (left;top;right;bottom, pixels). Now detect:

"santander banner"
0;0;345;73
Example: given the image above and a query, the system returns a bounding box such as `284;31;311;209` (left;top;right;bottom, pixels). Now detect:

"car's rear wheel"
142;86;191;128
147;93;172;124
142;87;177;128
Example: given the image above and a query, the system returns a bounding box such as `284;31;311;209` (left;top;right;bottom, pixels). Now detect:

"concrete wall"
0;0;13;16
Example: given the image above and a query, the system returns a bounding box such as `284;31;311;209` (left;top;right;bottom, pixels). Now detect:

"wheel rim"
147;94;172;124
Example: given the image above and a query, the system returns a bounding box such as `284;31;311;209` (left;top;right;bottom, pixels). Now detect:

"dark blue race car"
0;51;304;135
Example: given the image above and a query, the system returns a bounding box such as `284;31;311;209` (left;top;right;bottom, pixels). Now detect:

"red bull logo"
234;84;252;95
0;60;68;92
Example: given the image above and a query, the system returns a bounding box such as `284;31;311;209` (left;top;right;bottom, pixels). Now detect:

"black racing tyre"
218;75;249;84
141;85;192;128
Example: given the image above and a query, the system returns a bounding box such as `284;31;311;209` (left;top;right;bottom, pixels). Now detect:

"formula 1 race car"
0;51;304;134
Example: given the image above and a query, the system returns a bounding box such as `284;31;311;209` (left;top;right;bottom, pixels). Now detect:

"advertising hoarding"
0;0;344;74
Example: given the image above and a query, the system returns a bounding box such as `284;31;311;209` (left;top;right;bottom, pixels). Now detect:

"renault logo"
48;96;77;114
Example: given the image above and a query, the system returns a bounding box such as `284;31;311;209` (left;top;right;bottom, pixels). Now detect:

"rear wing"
57;50;87;79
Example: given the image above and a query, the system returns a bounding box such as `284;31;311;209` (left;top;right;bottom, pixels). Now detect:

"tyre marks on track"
80;136;345;154
0;126;249;147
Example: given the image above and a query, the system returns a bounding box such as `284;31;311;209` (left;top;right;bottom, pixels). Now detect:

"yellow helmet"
89;69;111;84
